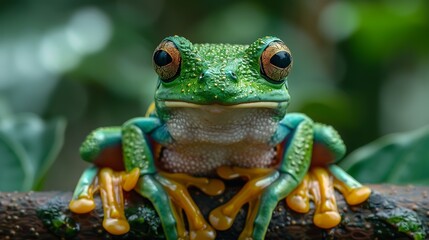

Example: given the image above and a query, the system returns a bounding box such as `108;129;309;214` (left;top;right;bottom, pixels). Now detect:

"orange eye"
260;41;292;82
153;40;181;81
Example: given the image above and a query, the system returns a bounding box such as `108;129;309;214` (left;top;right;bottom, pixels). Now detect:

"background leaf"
0;132;29;191
0;114;66;191
340;125;429;185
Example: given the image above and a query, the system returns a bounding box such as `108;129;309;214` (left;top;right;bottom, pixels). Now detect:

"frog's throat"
163;101;286;109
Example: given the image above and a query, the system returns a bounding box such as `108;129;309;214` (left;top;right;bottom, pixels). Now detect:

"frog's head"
152;36;292;122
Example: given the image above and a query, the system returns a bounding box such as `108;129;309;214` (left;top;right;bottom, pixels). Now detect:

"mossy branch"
0;185;428;239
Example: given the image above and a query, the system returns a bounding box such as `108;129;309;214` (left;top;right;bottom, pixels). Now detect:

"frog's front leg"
70;119;224;239
209;114;314;239
286;120;371;229
123;118;224;240
65;121;180;238
69;127;140;235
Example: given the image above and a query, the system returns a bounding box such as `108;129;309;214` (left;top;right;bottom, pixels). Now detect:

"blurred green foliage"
0;0;428;190
341;125;429;185
0;112;65;191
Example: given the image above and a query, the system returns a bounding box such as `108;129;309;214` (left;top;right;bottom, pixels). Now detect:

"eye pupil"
269;51;291;68
154;50;172;66
260;41;292;82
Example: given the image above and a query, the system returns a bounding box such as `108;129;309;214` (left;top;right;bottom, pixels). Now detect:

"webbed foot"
209;166;302;239
70;167;223;239
153;171;225;240
136;172;225;239
286;166;371;229
69;167;98;214
209;166;277;231
330;165;372;205
69;167;140;235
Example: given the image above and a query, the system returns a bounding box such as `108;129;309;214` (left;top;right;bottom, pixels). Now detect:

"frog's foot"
287;167;341;229
98;168;140;235
286;166;371;229
69;167;98;214
69;167;140;235
69;192;97;214
209;166;279;232
330;165;371;205
149;172;225;240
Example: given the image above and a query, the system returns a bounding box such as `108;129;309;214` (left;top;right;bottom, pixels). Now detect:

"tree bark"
0;185;427;239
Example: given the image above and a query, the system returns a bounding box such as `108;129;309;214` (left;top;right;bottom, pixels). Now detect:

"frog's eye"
153;40;181;82
260;41;292;82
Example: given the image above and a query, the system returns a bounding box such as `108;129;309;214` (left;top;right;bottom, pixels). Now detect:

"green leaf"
0;132;30;191
340;125;429;185
0;114;66;191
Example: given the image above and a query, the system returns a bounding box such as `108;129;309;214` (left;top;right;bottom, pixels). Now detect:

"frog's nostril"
227;71;237;81
199;71;207;81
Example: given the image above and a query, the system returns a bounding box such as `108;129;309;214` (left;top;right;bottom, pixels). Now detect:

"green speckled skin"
277;115;313;175
80;127;121;163
155;36;289;120
122;124;155;173
71;36;365;240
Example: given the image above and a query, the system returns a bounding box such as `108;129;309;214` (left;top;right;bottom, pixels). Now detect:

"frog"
69;36;371;240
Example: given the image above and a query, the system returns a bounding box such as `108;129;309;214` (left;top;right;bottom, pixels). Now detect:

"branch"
0;185;427;239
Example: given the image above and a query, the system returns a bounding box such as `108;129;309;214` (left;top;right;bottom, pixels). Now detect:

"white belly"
159;106;279;175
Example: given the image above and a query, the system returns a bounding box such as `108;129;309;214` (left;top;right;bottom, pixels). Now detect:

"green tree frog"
69;36;371;240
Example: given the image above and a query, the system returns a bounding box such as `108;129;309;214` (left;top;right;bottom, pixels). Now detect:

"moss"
374;203;425;240
36;197;79;239
386;210;425;240
125;204;165;239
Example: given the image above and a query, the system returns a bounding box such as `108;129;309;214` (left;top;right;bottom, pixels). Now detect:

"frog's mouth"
163;101;286;112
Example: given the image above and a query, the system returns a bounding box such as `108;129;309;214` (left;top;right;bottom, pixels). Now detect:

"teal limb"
124;117;172;145
124;117;162;133
313;123;346;162
135;174;178;240
278;116;313;178
252;173;299;239
71;166;98;200
329;165;362;188
270;121;291;145
80;127;122;163
122;124;156;174
253;114;312;238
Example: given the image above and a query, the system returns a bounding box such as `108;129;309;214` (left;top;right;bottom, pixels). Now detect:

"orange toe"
313;211;341;229
345;186;371;205
69;198;95;214
103;218;130;235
